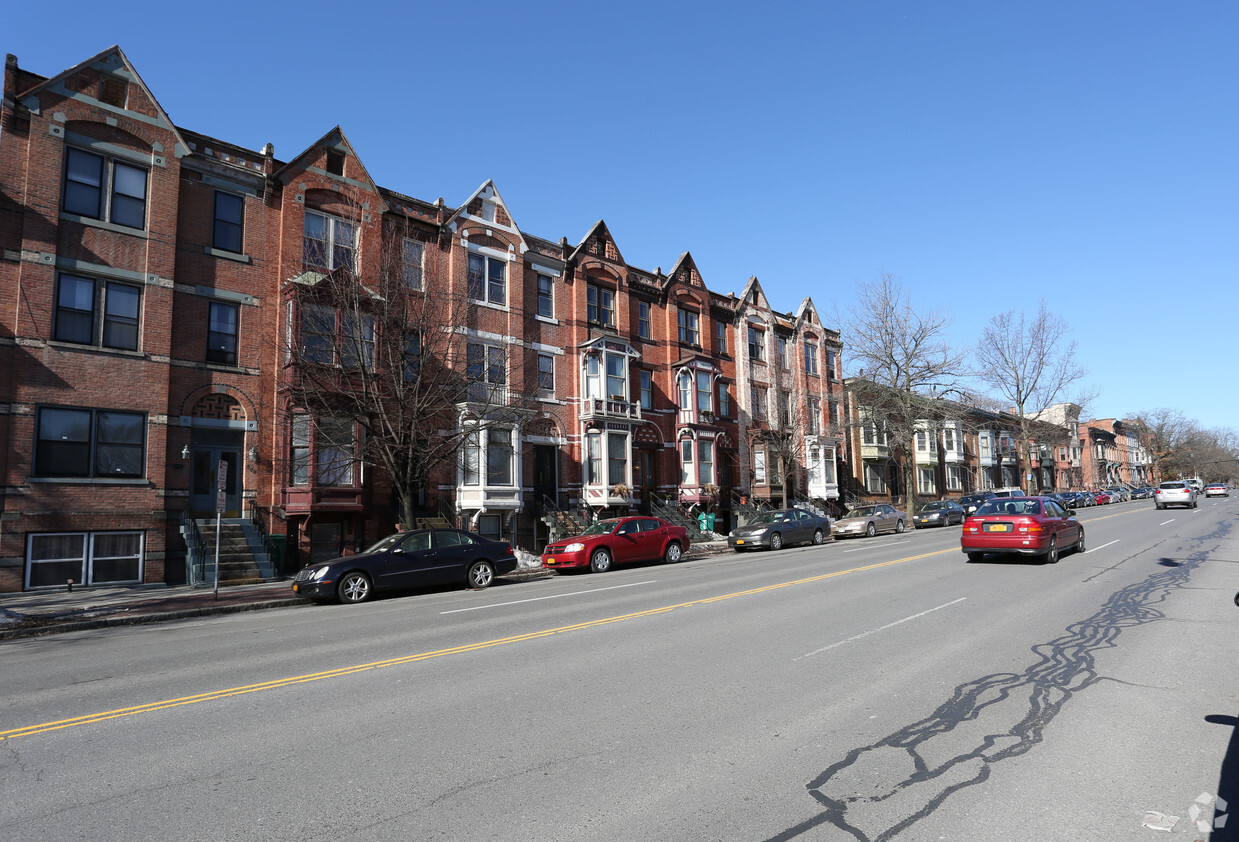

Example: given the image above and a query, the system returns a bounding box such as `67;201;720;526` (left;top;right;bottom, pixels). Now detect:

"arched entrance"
186;393;248;516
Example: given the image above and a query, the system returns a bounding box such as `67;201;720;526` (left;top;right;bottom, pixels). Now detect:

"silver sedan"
833;504;908;538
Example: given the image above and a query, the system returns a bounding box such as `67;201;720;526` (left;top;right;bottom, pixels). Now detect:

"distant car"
1154;481;1198;510
959;491;997;516
1093;490;1112;505
991;487;1026;499
728;508;831;551
542;516;689;573
292;528;518;604
961;496;1085;564
1061;491;1090;508
913;500;966;528
833;504;907;538
1204;483;1229;498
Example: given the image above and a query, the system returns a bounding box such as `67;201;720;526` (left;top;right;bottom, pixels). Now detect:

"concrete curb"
0;598;311;640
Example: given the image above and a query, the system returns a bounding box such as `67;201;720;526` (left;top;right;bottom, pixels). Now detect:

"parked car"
292;528;519;604
961;496;1085;564
1154;481;1198;510
991;487;1026;499
1204;483;1230;498
833;504;907;538
1060;491;1088;508
728;508;831;551
959;491;997;516
913;499;966;528
1093;490;1112;505
542;516;690;573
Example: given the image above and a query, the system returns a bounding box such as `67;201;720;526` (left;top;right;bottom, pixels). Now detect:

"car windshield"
362;533;408;554
749;511;793;524
921;502;947;511
579;519;621;536
1161;482;1186;489
975;500;1042;516
846;506;876;518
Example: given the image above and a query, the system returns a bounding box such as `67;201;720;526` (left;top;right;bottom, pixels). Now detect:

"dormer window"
587;284;615;327
325;150;344;176
677;309;699;345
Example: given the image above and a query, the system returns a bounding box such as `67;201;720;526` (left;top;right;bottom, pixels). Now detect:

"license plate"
736;539;745;545
985;523;1011;532
292;584;299;592
546;558;555;565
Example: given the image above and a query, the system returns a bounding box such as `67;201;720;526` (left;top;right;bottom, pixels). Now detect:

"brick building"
0;46;845;592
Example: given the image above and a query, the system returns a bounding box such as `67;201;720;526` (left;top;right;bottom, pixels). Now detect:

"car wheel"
1155;503;1163;510
966;552;984;563
467;560;495;589
590;548;612;573
1075;529;1086;555
1193;500;1198;509
664;542;682;564
895;520;905;534
1044;537;1059;565
866;523;877;538
337;571;372;604
812;528;825;545
770;532;783;551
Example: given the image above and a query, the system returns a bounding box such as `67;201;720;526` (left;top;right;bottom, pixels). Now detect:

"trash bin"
697;512;717;533
267;534;287;575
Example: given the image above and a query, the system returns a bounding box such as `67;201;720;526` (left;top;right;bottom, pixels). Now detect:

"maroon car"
542;516;690;573
961;496;1085;564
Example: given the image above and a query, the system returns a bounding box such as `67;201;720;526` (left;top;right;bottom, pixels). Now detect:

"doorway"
190;436;243;516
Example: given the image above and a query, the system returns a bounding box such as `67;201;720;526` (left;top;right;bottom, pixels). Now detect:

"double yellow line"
1;547;952;741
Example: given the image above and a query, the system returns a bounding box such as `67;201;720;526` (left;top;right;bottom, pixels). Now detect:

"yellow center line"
1;546;954;741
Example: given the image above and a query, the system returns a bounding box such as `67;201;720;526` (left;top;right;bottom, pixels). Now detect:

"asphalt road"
2;497;1236;841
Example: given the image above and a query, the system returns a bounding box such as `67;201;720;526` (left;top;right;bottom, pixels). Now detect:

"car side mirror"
1067;509;1076;517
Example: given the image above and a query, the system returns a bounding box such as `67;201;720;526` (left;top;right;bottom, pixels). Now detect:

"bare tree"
1126;407;1192;481
279;205;532;529
840;272;965;510
973;301;1094;492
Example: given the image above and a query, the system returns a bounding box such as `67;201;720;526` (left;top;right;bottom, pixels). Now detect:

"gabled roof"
571;220;624;265
18;45;191;159
446;180;529;254
273;126;389;214
738;276;769;315
666;251;704;288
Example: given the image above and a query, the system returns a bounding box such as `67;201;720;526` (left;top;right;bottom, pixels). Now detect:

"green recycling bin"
697;512;717;532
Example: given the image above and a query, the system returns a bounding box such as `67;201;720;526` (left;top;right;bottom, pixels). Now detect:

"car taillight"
1017;520;1044;533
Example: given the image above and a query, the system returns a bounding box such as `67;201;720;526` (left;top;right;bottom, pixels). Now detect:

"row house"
843;384;1077;506
0;47;846;591
1077;418;1156;489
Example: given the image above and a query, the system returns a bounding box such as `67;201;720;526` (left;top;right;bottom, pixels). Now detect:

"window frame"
677;309;700;345
26;530;144;589
402;238;425;291
537;353;555;396
804;343;819;376
207;301;239;365
747;326;765;362
212;190;245;253
637;300;651;339
587;284;615;327
303;209;357;273
715;321;727;354
63;146;149;230
53;273;142;351
35;405;146;479
536;273;554;318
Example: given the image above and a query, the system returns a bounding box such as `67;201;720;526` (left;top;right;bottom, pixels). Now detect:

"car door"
612;519;643;563
382;530;437;591
878;505;896;533
636;518;665;561
431;529;477;584
1044;500;1078;547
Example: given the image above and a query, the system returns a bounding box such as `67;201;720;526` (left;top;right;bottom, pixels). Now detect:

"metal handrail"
180;500;208;587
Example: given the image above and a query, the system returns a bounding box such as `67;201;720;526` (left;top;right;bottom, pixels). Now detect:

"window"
640;370;653;410
747;326;764;361
463;430;481;486
863;423;875;445
537;274;554;318
207;301;238;365
300;304;335;364
699;440;714;485
605;352;627;399
608;433;627;486
777;337;788;369
403;333;421;382
943;428;957;453
804;343;819;376
487;429;513;486
291;416;311;484
637;301;651;339
779;391;791;426
752;385;768;421
719;385;730;418
588;284;614;327
716;321;727;354
467;343;506;401
467;252;507;305
829;400;840;426
678;372;692;410
586;433;602;485
678;309;699;345
54;274;141;351
402;239;424;290
303;210;356;272
211;192;244;253
340;313;374;370
826;349;837;379
865;463;885;493
980;436;992;458
26;531;143;589
316;418;356;486
36;406;144;478
918;467;936;494
946;464;963;491
807;398;821;435
325;150;345;176
916;431;927;452
537;353;554;395
63;147;147;229
681;439;695;484
753;450;767;484
696;372;712;414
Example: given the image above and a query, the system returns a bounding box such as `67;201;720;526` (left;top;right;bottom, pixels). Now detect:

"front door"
533;445;558;510
633;450;655;514
190;447;241;516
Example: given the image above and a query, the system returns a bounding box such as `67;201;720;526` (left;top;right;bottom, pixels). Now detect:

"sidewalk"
0;540;731;641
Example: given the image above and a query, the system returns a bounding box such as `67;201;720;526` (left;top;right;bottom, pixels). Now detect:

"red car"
542;516;690;573
961;496;1085;564
1092;490;1111;505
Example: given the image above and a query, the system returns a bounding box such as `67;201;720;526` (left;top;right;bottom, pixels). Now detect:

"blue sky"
9;1;1235;430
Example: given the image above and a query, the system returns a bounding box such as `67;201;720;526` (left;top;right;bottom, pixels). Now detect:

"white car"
1154;481;1198;510
1204;484;1229;498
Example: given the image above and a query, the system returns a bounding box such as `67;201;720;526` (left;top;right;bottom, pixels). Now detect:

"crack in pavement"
768;521;1230;842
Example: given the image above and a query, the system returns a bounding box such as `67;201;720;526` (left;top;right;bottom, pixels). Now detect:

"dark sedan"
292;528;518;603
728;508;831;551
914;499;965;528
